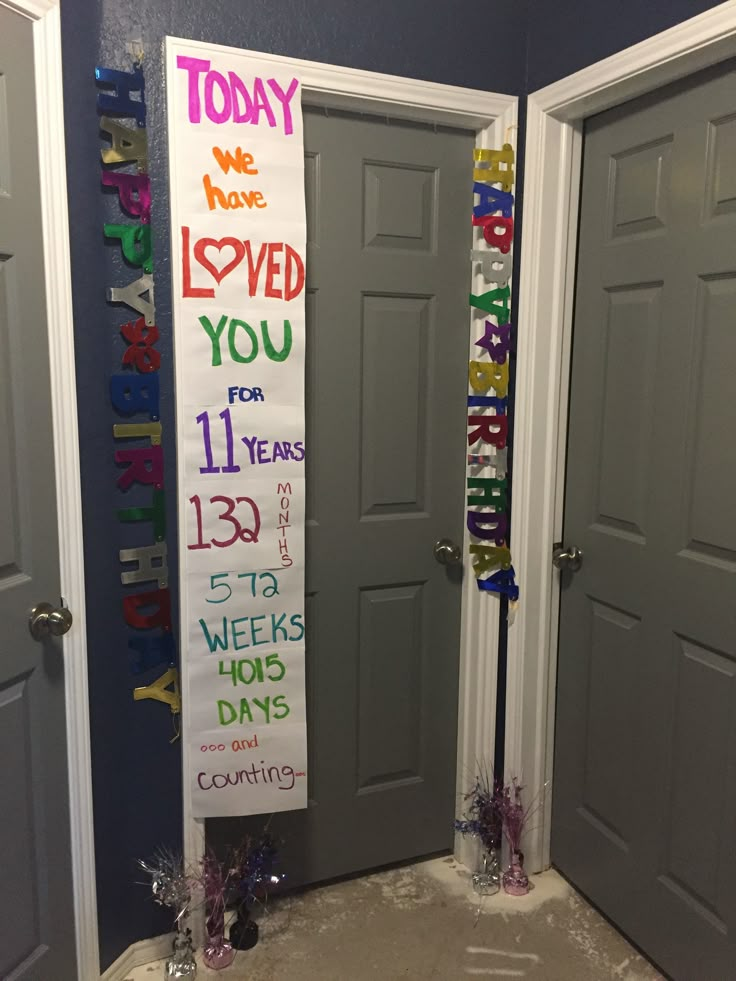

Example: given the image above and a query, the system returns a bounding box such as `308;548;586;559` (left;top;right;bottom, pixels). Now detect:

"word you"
188;493;261;551
199;612;304;651
177;56;299;135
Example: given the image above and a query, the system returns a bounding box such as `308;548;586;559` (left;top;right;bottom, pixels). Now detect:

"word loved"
466;143;519;601
183;229;305;301
97;63;181;728
177;57;299;135
196;407;305;474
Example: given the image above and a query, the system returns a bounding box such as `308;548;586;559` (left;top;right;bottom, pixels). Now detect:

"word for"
182;229;305;301
197;762;298;791
196;407;304;474
206;570;280;603
200;315;293;366
177;57;299;135
188;493;261;550
219;654;285;685
228;386;265;403
217;695;290;725
96;63;181;724
199;612;304;651
467;144;519;601
276;482;293;568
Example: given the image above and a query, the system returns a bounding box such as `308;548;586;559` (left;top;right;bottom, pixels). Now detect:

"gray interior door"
553;60;736;981
210;109;473;885
0;7;77;979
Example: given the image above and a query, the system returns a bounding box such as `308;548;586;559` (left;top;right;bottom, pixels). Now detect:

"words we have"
203;146;267;212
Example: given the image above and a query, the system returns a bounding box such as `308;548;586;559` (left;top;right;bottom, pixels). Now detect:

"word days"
96;63;181;724
467;144;519;602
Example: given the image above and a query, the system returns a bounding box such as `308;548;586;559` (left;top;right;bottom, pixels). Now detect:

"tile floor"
125;858;665;981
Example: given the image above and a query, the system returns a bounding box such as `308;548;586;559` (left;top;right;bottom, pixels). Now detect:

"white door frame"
167;36;519;882
1;0;99;976
507;0;736;874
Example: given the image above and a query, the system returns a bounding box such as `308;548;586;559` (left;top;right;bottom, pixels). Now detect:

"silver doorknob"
434;538;462;566
552;543;583;573
28;602;73;641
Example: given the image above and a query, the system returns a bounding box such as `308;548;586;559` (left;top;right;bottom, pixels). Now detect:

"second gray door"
553;61;736;980
211;110;473;884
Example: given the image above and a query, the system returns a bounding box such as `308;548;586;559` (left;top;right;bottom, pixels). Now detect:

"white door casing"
0;0;98;976
508;0;736;874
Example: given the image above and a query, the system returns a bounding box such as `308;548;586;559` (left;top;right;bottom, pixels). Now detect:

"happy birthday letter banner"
167;39;308;818
96;64;182;730
467;144;519;602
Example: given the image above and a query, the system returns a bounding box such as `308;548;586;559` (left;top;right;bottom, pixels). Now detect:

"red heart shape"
193;237;245;285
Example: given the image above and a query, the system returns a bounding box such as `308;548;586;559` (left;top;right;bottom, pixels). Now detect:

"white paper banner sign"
166;38;308;818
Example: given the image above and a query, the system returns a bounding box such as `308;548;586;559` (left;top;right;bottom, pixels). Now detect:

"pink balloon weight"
203;939;235;970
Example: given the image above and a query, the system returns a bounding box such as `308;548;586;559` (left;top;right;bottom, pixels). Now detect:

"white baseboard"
101;934;174;981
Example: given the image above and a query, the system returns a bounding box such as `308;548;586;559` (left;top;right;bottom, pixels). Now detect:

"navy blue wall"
61;0;528;971
526;0;725;91
61;0;728;970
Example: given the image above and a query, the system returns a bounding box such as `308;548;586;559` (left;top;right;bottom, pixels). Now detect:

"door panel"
554;60;736;981
0;7;77;980
210;110;472;886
